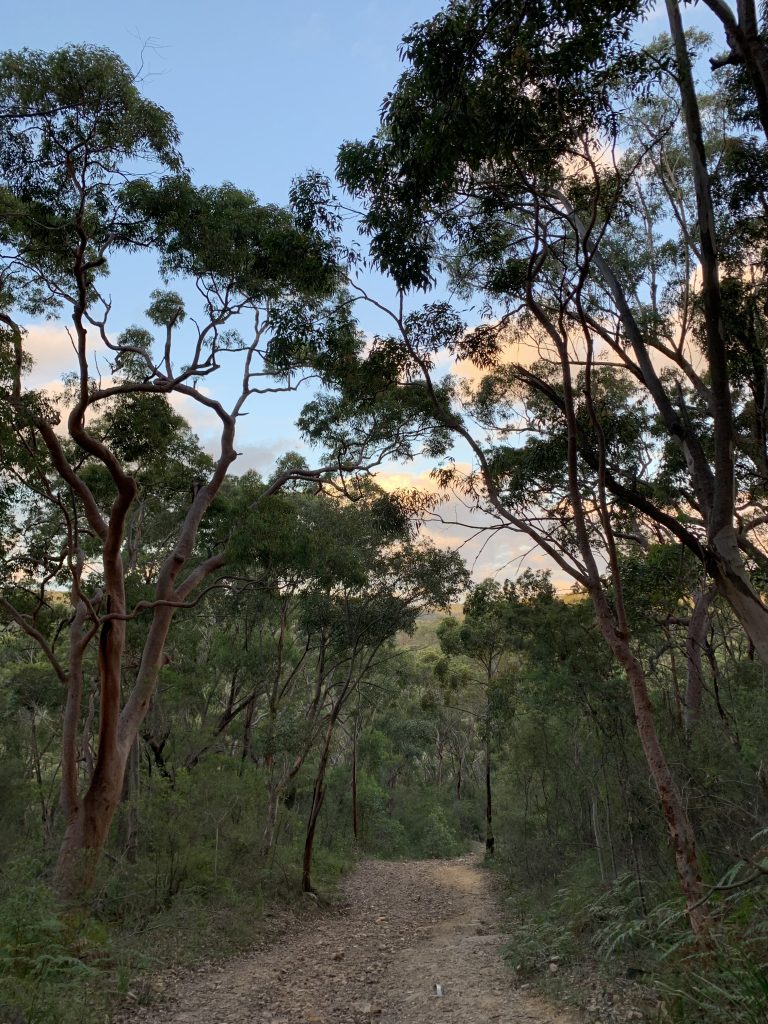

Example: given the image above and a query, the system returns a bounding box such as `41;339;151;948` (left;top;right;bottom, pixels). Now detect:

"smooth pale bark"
400;248;712;935
537;298;710;936
557;197;768;669
665;1;768;668
702;0;768;140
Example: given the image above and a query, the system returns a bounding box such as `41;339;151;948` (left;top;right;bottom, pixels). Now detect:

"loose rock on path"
120;853;579;1024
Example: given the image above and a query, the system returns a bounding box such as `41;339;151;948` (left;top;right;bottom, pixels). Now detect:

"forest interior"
2;0;768;1021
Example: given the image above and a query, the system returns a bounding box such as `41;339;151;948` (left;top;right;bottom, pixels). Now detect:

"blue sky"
9;3;441;453
7;2;438;205
5;1;716;197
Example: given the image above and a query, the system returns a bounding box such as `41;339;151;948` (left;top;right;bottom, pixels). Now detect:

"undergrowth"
0;762;479;1023
499;856;768;1024
0;834;354;1024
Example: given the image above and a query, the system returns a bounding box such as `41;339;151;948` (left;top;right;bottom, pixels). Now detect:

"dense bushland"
4;1;768;1021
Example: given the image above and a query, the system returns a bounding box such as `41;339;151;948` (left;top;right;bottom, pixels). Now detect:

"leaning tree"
0;45;438;897
288;0;768;934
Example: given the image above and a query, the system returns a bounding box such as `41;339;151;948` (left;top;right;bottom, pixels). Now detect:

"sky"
6;2;437;202
8;3;441;454
7;0;721;587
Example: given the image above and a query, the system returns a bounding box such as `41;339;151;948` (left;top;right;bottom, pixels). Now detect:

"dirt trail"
122;853;578;1024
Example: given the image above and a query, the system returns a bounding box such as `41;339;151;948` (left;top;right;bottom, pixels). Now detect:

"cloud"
423;498;572;585
233;439;303;475
375;460;573;587
22;323;107;389
166;389;222;444
376;466;446;494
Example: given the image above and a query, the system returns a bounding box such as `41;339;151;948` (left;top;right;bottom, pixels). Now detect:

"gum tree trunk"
485;729;494;855
302;717;336;893
593;595;711;937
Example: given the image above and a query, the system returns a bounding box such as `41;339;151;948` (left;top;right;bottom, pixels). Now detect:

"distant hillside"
397;605;461;652
398;593;586;653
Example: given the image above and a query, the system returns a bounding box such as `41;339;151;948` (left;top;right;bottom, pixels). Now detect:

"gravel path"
119;853;579;1024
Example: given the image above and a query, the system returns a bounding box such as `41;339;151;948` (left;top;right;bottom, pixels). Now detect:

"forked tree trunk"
263;741;319;860
55;590;130;898
54;604;178;899
527;281;712;937
709;546;768;668
302;748;331;893
55;752;128;899
302;709;340;893
664;0;768;670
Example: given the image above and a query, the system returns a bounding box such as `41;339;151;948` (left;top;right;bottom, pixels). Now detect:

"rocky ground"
116;852;581;1024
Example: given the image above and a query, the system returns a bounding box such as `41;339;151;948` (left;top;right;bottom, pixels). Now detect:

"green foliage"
338;0;653;289
0;44;180;301
502;859;768;1024
3;10;768;1024
0;863;114;1024
122;177;339;305
662;955;768;1024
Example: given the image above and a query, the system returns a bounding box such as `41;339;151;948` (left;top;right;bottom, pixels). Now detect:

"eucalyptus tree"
223;477;454;862
0;45;416;898
289;0;768;934
299;530;469;891
293;258;714;929
334;1;768;664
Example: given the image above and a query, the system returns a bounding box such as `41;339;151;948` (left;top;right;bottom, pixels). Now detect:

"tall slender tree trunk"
664;0;768;669
596;605;710;937
484;728;494;856
669;648;684;734
591;791;606;883
351;722;359;842
118;736;140;864
565;299;710;937
685;587;712;733
302;726;334;893
29;711;55;845
302;699;347;893
262;772;281;858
